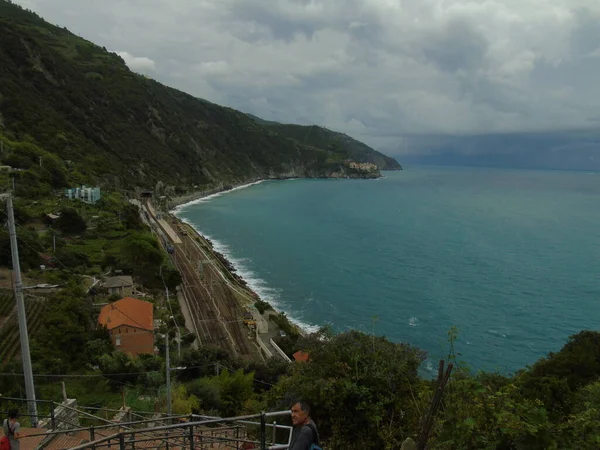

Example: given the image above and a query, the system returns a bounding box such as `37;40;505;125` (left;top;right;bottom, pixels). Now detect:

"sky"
12;0;600;166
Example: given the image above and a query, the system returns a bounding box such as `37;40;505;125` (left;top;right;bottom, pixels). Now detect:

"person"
2;409;21;450
289;401;319;450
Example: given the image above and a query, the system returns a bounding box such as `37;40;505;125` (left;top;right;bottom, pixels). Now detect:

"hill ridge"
0;0;400;196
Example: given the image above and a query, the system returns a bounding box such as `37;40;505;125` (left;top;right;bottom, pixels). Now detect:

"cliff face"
0;1;393;193
247;120;403;171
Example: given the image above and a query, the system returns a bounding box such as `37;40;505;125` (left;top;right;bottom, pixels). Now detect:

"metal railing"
67;410;293;450
10;412;197;449
0;396;57;429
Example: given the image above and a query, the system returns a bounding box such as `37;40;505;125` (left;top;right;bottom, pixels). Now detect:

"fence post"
189;423;194;450
272;421;277;445
50;401;56;430
260;411;266;450
129;432;136;450
89;426;96;450
235;426;240;450
119;432;126;450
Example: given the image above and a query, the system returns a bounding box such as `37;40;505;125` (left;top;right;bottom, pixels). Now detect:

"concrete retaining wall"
256;330;273;358
269;339;292;363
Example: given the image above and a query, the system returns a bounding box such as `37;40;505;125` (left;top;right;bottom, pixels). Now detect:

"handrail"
0;396;55;405
68;410;293;450
18;413;192;438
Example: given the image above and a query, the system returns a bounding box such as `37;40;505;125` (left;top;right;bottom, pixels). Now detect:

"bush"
56;207;86;233
254;299;272;315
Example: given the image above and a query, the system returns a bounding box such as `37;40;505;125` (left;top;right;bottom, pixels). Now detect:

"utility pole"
165;332;171;417
5;195;38;426
165;287;181;359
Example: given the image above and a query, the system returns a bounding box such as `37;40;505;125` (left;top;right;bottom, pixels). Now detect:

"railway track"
145;202;257;359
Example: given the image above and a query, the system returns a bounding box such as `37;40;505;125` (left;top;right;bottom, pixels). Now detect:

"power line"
0;362;279;387
0;362;220;378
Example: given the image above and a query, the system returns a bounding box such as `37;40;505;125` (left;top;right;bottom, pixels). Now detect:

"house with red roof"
293;350;310;363
98;297;154;357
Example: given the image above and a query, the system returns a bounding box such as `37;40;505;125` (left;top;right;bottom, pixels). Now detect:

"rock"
401;437;417;450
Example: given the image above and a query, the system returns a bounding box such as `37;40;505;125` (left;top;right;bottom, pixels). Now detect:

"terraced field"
0;295;47;364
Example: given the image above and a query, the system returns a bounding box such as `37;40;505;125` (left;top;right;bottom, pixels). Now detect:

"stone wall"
38;398;79;430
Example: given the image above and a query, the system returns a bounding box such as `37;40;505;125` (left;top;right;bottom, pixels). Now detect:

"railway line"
144;202;259;360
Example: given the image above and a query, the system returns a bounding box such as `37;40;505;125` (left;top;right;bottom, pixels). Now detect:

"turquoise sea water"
175;166;600;374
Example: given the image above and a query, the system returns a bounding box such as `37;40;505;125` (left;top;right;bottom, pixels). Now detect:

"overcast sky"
13;0;600;155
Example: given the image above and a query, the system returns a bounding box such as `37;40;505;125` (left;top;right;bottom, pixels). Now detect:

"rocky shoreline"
167;178;318;335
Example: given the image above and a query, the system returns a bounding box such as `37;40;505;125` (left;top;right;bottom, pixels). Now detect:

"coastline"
168;179;266;211
167;178;315;336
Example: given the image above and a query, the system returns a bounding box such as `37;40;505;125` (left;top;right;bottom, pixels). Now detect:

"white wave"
408;316;419;327
171;180;267;213
487;329;507;338
288;317;321;334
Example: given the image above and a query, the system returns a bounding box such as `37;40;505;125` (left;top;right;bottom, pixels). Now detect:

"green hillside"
247;116;403;170
0;0;396;194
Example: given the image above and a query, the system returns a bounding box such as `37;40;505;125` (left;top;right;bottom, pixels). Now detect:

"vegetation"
246;117;402;170
0;0;399;195
253;299;272;315
0;3;599;449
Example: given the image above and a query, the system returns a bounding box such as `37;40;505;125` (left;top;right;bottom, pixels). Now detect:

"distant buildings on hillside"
345;161;378;171
65;185;101;204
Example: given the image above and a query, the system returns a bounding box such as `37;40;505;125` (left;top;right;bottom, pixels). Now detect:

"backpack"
0;419;12;450
307;422;322;450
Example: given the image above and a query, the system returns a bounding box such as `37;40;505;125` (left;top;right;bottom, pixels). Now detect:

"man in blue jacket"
289;401;319;450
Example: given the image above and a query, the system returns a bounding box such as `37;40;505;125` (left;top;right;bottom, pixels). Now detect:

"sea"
174;166;600;375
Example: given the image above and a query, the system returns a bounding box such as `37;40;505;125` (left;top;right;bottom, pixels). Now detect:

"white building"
65;185;101;204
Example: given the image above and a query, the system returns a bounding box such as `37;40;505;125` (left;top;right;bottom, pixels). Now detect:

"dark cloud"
421;19;489;73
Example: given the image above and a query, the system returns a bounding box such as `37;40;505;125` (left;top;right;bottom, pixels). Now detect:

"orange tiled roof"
16;427;49;450
293;350;310;362
98;297;153;331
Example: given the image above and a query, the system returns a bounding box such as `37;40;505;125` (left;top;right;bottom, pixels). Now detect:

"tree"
55;207;86;233
121;204;144;230
32;285;96;372
55;247;89;269
214;369;255;417
433;372;553;449
557;380;600;447
267;330;426;449
98;351;144;389
245;358;289;393
517;331;600;417
169;384;200;415
186;369;255;417
118;232;163;282
176;346;235;382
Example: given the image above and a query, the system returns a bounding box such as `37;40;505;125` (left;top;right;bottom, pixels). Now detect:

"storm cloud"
12;0;600;160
